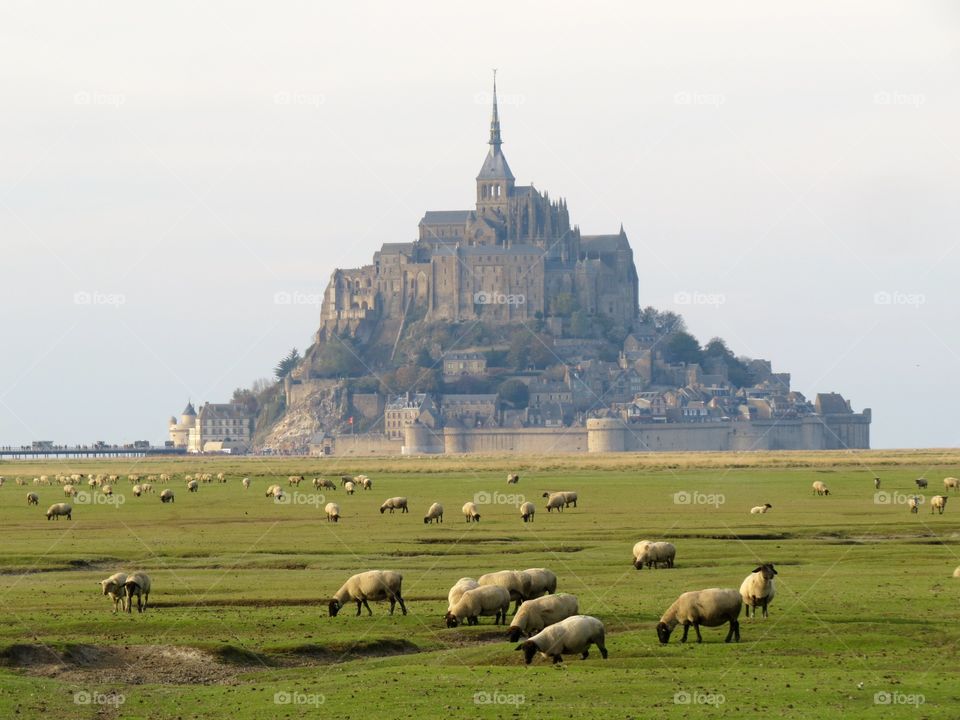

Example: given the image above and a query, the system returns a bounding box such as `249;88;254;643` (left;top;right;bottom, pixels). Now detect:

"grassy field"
0;450;958;719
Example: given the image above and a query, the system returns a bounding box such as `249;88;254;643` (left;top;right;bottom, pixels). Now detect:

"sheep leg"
397;595;407;615
680;623;690;643
551;655;563;664
581;649;589;659
362;598;373;616
693;624;703;643
389;597;396;615
597;639;608;659
761;600;768;619
354;599;363;616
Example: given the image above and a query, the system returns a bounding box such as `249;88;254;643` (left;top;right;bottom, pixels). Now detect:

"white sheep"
328;570;407;616
931;495;948;514
739;563;777;618
124;572;151;613
544;493;566;513
160;489;175;503
101;485;113;496
344;481;356;495
63;485;76;497
46;503;72;520
944;477;959;493
520;501;535;522
140;483;153;494
462;501;481;522
265;484;284;499
132;485;142;497
242;477;251;490
656;588;742;644
423;502;444;524
288;475;303;487
447;577;480;611
907;496;921;513
187;479;199;492
324;502;341;522
445;585;511;627
313;477;336;490
26;492;39;506
812;481;830;496
750;503;772;514
99;572;128;613
507;593;580;642
380;497;408;514
953;566;960;578
360;476;372;491
519;568;557;600
507;473;519;484
216;472;225;483
515;615;607;664
634;541;676;570
542;490;577;508
478;570;526;612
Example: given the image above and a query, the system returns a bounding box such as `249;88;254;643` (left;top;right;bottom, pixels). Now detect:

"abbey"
317;76;639;344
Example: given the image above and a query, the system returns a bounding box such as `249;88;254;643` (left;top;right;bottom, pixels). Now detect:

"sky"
1;1;958;449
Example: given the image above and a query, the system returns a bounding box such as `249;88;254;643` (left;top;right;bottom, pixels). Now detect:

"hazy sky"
1;1;958;449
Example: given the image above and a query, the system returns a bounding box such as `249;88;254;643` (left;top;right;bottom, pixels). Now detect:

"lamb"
812;481;830;496
324;502;341;522
516;615;607;664
542;491;577;508
242;477;251;490
507;473;519;484
344;481;356;495
423;502;444;524
124;572;151;613
916;478;928;489
739;563;778;618
328;570;407;616
26;492;39;505
656;588;742;644
380;497;408;514
187;479;199;492
46;503;72;520
750;503;772;514
907;496;921;513
931;495;948;514
462;501;481;522
634;541;676;570
507;593;580;642
160;489;175;503
313;477;336;490
944;477;959;493
544;493;566;513
99;572;128;613
447;577;480;611
445;585;511;627
520;501;536;522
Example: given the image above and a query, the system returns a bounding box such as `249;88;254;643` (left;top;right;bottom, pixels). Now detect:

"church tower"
475;71;514;220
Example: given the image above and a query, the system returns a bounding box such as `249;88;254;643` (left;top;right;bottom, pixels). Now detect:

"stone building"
168;401;254;453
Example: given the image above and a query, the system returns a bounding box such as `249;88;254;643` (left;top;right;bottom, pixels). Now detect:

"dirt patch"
680;533;791;541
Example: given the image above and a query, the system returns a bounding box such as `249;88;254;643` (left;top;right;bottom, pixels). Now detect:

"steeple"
489;69;502;149
476;70;514;218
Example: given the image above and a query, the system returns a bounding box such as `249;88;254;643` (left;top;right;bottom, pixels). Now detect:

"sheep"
516;615;607;665
447;577;480;611
159;474;171;482
99;572;128;613
140;483;153;494
931;495;948;514
340;475;353;486
324;502;341;522
739;563;778;618
187;479;199;493
907;496;921;513
916;477;928;489
265;484;284;499
160;489;175;503
542;490;577;508
944;477;959;493
124;572;151;613
750;503;772;514
16;477;26;486
328;570;407;616
288;475;303;487
26;492;39;505
462;501;481;522
344;481;356;495
424;502;444;524
380;497;408;514
656;588;742;644
812;481;830;496
132;484;142;497
507;593;580;642
519;568;557;600
520;501;536;522
313;477;336;490
242;477;251;490
63;484;76;497
874;477;881;490
101;485;113;496
634;541;676;570
954;566;960;578
478;571;526;612
544;493;566;513
446;585;511;627
216;472;225;483
507;473;520;484
46;503;72;520
360;476;372;491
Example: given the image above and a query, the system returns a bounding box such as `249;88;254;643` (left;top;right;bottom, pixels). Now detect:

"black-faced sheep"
507;593;579;642
656;588;741;644
520;501;535;522
633;541;675;569
507;473;519;484
328;570;406;617
812;481;830;496
26;492;39;506
380;497;408;514
750;503;772;514
739;563;777;618
462;501;481;522
124;572;151;613
542;491;577;508
325;502;341;522
516;615;607;664
931;495;948;514
100;572;128;613
423;502;444;524
447;577;480;612
46;503;72;520
160;489;175;503
944;477;959;493
445;585;511;627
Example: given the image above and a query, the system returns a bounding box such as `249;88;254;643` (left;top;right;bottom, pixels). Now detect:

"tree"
274;348;301;381
497;379;529;408
639;306;686;335
231;388;259;415
313;339;364;378
662;331;702;365
569;310;590;338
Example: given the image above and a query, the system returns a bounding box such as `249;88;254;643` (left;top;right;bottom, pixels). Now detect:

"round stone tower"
587;418;627;453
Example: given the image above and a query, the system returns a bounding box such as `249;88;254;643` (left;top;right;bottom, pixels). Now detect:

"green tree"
497;379;529;408
273;348;301;381
662;331;702;365
639;306;686;335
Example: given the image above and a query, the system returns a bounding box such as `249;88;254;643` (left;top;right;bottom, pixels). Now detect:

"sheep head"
515;641;538;665
506;626;524;643
328;600;341;617
444;612;460;628
656;621;673;644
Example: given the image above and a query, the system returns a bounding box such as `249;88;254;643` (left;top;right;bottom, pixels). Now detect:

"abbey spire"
476;70;514;215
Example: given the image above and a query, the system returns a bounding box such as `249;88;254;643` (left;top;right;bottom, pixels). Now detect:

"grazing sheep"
931;495;948;515
634;541;676;570
445;585;511;627
516;615;607;665
462;501;481;522
265;484;284;499
908;496;921;513
874;477;881;490
328;570;407;617
99;572;128;613
519;568;557;600
656;588;742;644
160;489;175;503
344;481;356;495
132;485;142;497
944;477;959;493
750;504;772;514
216;472;225;483
507;473;519;484
520;501;536;522
953;566;960;578
812;481;830;496
542;491;577;508
288;475;303;487
360;476;372;490
739;563;778;618
140;483;153;494
340;475;353;487
916;478;928;489
313;477;336;490
101;485;113;496
63;485;76;497
507;593;580;642
380;497;408;514
324;502;341;522
242;477;250;490
478;571;526;612
187;479;198;493
26;492;39;505
124;572;151;613
544;493;566;513
159;474;171;482
46;503;72;520
447;577;480;611
423;502;444;524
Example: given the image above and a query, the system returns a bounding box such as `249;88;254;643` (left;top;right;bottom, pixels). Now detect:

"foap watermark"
474;290;525;306
74;90;125;108
674;91;726;107
474;91;525;107
474;491;525;507
273;691;325;707
275;491;325;507
873;291;925;308
474;690;525;707
73;291;126;308
874;691;925;707
74;690;125;706
874;491;924;507
873;91;925;108
673;491;725;508
273;90;325;108
674;690;725;707
274;290;322;307
74;490;125;507
674;291;725;308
